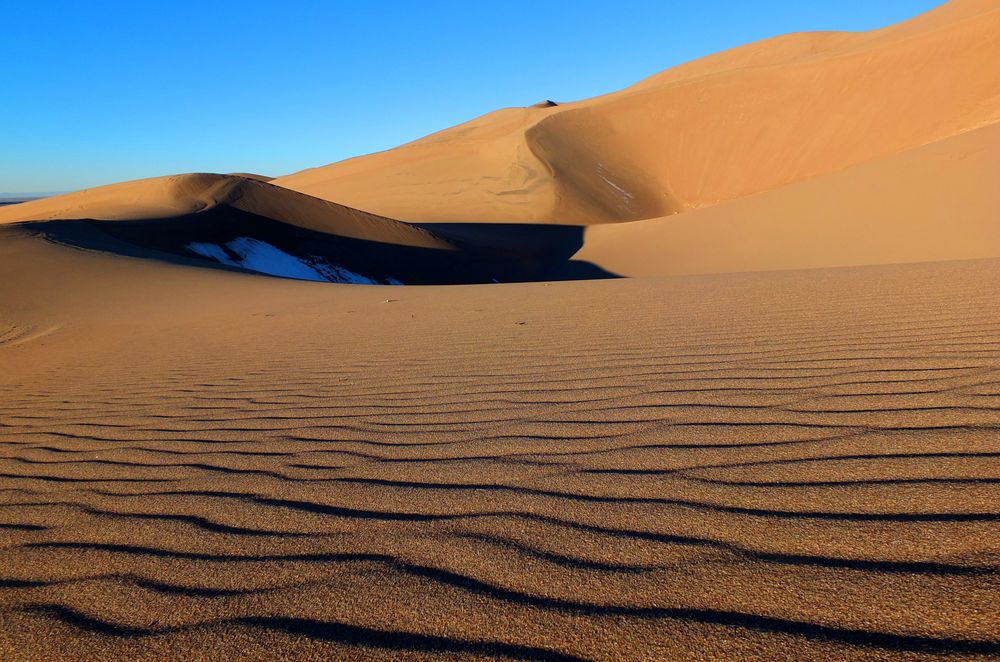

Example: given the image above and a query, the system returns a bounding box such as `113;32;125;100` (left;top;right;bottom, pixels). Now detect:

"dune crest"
578;119;1000;276
4;0;998;279
0;174;614;284
0;173;445;247
273;0;1000;224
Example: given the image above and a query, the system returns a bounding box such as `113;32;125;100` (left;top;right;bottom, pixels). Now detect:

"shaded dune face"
524;108;682;223
4;175;618;284
25;212;616;285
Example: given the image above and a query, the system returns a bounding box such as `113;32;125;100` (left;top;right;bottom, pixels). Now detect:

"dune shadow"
22;209;618;285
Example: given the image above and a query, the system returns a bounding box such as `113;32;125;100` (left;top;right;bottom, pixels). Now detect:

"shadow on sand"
23;207;617;285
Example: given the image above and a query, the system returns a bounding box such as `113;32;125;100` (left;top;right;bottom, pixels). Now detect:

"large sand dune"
2;0;1000;659
273;0;1000;225
3;0;999;278
578;119;1000;276
4;113;998;280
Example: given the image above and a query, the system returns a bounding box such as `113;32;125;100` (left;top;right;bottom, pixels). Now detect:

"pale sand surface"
1;229;998;659
577;119;1000;276
3;116;998;280
273;0;1000;225
2;0;1000;658
0;174;451;250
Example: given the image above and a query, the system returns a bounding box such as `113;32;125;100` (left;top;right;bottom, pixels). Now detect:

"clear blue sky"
1;0;942;194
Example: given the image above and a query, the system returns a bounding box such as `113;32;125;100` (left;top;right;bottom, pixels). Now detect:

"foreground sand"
1;229;998;660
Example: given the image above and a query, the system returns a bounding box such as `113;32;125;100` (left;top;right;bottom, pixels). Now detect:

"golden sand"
1;229;998;659
1;0;999;658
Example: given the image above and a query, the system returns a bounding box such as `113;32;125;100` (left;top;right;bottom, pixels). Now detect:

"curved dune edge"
575;120;1000;277
0;174;618;284
4;118;999;281
272;0;1000;224
0;173;451;251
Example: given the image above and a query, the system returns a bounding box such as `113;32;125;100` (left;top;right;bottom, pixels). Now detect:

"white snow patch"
309;260;378;285
223;237;327;281
187;241;238;266
185;237;390;285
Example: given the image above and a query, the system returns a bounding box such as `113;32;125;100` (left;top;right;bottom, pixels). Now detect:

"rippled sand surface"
1;230;998;659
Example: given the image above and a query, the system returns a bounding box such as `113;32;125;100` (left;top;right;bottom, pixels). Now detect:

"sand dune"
0;173;448;246
5;114;998;280
2;0;1000;659
577;119;1000;276
0;174;609;284
273;0;1000;224
4;0;999;278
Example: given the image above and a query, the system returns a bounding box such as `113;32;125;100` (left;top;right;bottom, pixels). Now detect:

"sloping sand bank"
0;175;614;284
576;120;1000;276
272;0;1000;224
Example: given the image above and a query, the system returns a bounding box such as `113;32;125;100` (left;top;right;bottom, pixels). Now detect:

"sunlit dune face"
1;0;1000;659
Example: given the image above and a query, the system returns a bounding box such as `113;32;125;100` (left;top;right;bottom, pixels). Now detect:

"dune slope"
0;173;450;247
0;174;612;284
273;0;1000;224
576;119;1000;276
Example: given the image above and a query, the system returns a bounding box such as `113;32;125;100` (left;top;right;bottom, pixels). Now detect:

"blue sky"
1;0;941;194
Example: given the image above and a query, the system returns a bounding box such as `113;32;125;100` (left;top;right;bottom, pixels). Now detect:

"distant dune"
274;0;1000;227
2;0;998;278
578;120;1000;276
0;174;609;283
1;0;999;659
0;197;47;207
